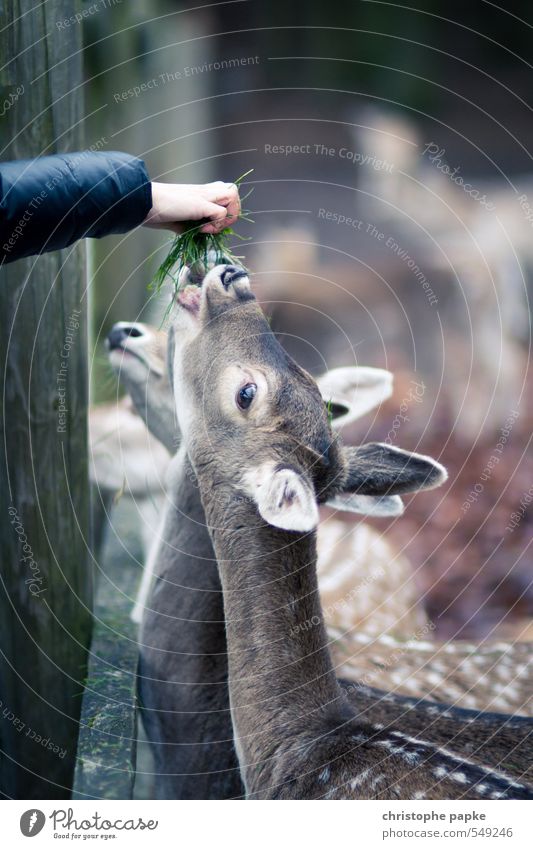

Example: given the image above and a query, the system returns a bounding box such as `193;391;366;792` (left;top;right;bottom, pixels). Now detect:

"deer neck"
125;377;177;456
201;483;342;791
139;448;243;798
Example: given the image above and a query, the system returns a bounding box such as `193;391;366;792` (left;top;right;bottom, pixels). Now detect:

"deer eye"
236;383;257;410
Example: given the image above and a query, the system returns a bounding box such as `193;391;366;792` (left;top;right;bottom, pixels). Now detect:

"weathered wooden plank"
73;502;141;800
0;0;92;799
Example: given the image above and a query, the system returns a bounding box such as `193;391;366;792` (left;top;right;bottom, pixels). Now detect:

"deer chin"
108;346;151;378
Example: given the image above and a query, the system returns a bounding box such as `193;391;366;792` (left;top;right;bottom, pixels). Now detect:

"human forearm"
0;151;151;263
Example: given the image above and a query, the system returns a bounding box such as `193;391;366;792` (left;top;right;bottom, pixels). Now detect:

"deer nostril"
124;326;143;338
106;323;144;350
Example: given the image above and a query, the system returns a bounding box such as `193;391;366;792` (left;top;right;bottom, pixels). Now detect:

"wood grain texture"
73;512;139;802
0;0;92;799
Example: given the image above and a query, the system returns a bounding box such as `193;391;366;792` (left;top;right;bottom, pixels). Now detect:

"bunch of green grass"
150;169;254;296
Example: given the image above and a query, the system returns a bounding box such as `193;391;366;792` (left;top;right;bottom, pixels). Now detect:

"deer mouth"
108;345;150;372
176;263;250;319
177;283;202;316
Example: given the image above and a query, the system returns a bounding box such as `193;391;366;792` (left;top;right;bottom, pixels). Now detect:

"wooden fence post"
0;0;93;799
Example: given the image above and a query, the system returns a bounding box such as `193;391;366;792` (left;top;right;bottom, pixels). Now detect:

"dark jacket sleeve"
0;151;152;263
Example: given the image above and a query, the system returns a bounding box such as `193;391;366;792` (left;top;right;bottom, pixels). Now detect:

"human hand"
143;181;241;234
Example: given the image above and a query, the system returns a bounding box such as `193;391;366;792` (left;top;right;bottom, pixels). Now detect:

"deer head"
107;321;177;455
170;264;447;532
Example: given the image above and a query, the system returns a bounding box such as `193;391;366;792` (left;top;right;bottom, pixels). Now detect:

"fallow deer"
104;322;176;623
353;108;529;440
103;316;531;800
167;262;533;799
112;323;402;798
106;322;177;457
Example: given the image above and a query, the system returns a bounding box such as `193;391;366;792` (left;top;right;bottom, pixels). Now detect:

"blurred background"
84;0;532;640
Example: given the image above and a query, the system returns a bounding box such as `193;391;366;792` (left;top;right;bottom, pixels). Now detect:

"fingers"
199;221;225;234
199;200;232;233
142;180;246;234
202;181;242;228
220;182;241;225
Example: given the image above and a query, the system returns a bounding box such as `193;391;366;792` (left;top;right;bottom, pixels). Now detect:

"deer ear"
326;492;404;517
328;442;447;504
166;325;176;393
244;464;319;532
316;367;393;429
